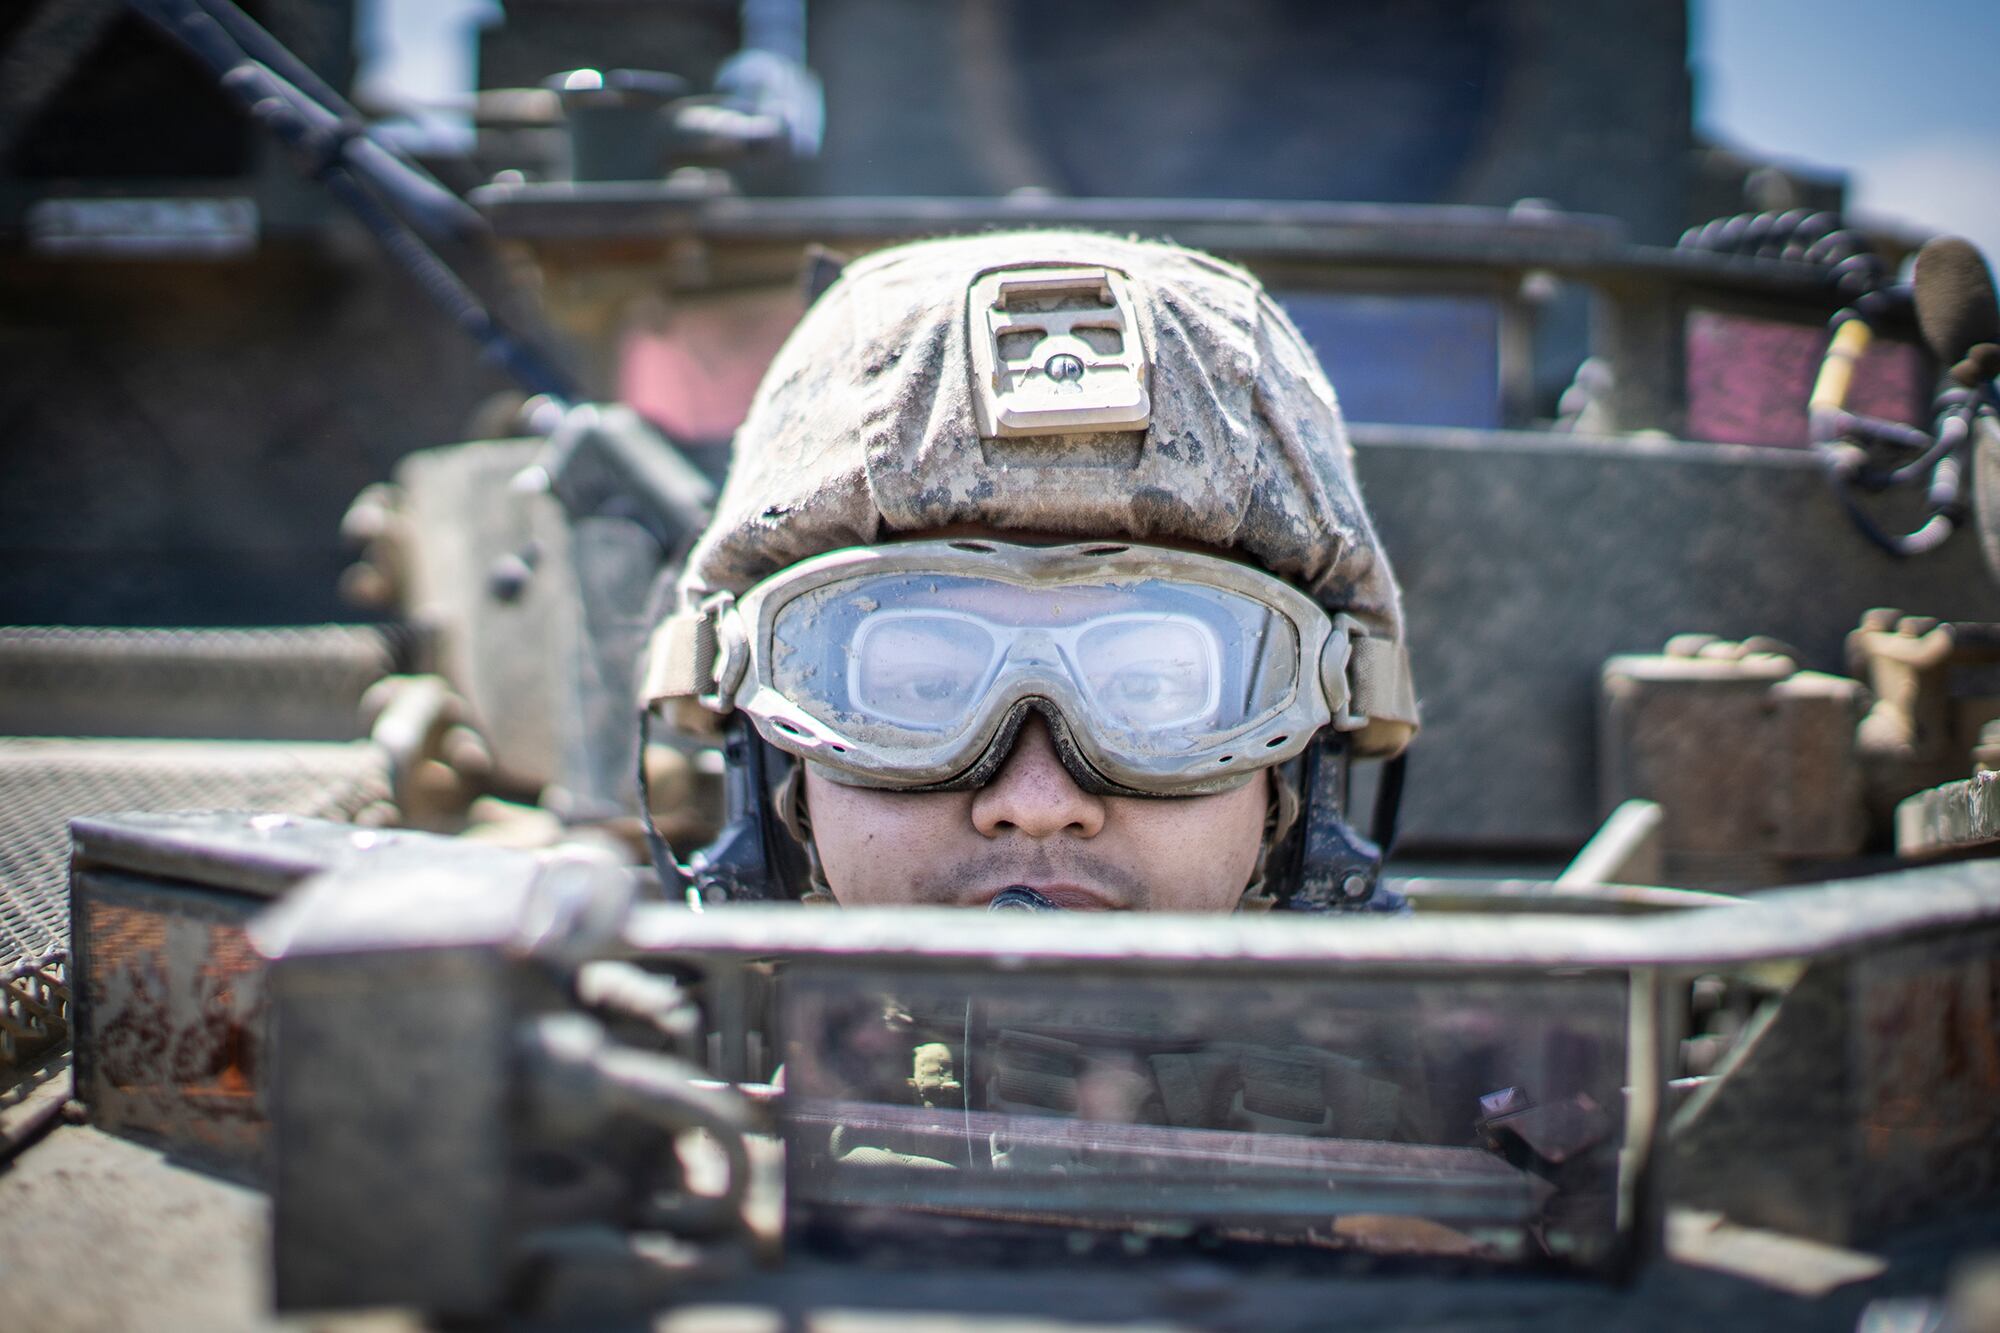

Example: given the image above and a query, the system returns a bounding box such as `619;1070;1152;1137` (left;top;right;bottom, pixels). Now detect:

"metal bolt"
488;552;534;602
1045;353;1085;382
1338;872;1372;900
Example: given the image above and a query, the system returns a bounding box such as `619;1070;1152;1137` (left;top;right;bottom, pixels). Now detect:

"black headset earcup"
683;720;811;902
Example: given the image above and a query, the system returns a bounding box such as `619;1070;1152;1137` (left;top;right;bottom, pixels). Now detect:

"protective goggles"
646;540;1407;797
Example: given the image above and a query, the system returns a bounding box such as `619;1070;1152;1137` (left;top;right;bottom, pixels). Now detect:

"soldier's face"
802;713;1269;911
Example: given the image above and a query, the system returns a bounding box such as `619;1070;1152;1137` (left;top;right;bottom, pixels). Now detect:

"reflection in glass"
781;971;1628;1271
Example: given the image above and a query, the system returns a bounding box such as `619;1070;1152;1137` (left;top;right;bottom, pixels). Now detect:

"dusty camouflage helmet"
675;229;1417;755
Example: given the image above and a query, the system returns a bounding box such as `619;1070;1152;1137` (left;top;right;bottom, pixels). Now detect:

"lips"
914;846;1147;910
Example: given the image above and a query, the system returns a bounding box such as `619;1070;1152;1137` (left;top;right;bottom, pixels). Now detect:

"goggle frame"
703;539;1366;797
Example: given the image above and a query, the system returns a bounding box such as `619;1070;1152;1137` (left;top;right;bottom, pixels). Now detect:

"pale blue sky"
1693;0;2000;259
357;0;2000;257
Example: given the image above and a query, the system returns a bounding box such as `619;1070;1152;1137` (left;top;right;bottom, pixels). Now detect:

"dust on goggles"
653;540;1380;796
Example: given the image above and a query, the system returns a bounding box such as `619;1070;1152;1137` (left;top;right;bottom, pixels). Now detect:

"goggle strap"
1347;634;1419;728
641;607;718;708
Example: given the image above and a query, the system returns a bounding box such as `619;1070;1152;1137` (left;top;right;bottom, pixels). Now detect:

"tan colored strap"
1349;634;1419;726
639;609;716;708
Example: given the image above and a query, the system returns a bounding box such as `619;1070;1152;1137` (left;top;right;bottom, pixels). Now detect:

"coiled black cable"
1682;211;1994;558
1677;208;1887;298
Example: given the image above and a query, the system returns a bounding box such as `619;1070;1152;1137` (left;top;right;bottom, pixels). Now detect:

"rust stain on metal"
1857;938;2000;1225
84;896;268;1165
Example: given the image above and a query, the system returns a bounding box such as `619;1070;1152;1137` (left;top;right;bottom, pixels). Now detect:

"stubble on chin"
901;843;1153;910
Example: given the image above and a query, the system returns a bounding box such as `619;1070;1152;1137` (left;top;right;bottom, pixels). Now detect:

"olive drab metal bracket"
968;266;1152;438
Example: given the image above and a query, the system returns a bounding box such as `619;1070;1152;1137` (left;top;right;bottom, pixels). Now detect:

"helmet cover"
678;229;1414;754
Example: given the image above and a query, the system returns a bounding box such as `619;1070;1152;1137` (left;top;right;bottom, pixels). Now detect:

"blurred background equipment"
0;0;1850;626
4;3;2000;1327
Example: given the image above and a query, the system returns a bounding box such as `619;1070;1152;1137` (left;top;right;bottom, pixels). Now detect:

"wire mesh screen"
0;737;391;1068
0;625;402;741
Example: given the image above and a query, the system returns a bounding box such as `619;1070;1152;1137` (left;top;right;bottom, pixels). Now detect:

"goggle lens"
849;611;1226;734
775;572;1297;754
1075;617;1220;730
851;614;999;728
697;541;1365;794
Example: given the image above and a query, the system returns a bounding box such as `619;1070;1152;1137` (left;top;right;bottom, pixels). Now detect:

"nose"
970;714;1107;840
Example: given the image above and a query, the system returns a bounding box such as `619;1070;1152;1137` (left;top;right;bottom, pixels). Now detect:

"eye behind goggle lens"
1075;617;1221;729
851;614;998;727
764;565;1311;775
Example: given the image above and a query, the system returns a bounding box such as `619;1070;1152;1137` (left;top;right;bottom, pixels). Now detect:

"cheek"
802;766;970;903
1112;777;1269;911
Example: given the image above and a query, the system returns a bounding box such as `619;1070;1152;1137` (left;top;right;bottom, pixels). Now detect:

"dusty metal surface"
0;1116;1908;1333
631;1244;1974;1333
1852;929;2000;1236
1403;875;1730;915
0;1122;424;1333
1354;426;2000;851
468;191;1836;306
1600;644;1867;886
126;801;1980;983
271;946;519;1315
60;812;594;1184
0;1119;1978;1333
0;1125;275;1333
45;812;2000;1329
603;862;2000;974
68;807;396;898
476;192;1630;264
1851;614;2000;825
369;440;577;796
57;811;440;1168
1559;800;1667;889
1668;925;2000;1249
0;624;399;741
